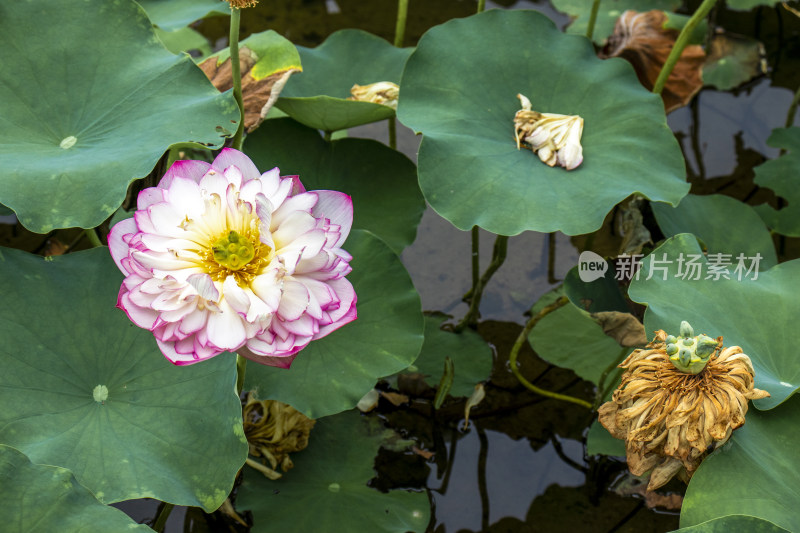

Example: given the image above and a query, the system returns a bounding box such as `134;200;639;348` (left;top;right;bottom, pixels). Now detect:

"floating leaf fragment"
600;10;705;113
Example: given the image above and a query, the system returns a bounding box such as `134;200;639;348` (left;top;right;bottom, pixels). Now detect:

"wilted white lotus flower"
514;93;584;170
349;81;399;109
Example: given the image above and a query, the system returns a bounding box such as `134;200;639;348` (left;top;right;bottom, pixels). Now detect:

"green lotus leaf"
652;194;777;269
393;313;492;398
676;515;789;533
397;10;688;236
155;26;212;56
725;0;782;11
0;204;13;217
0;445;151;533
679;397;800;531
0;247;247;511
276;30;412;132
244;117;424;253
754;127;800;236
0;0;238;233
529;302;627;387
564;263;629;313
238;410;430;533
244;230;424;419
551;0;680;44
628;234;800;409
138;0;229;32
702;33;766;90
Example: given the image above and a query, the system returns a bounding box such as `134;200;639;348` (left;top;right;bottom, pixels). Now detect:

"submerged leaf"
753;127;800;237
702;31;767;90
600;10;705;113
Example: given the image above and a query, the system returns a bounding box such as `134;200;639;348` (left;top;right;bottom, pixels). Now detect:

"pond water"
91;0;800;531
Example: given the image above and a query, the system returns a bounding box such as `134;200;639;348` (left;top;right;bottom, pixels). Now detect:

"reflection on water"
429;427;585;532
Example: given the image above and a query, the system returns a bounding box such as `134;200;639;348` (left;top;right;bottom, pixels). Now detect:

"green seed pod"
665;335;677;344
679;321;694;338
666;343;679;356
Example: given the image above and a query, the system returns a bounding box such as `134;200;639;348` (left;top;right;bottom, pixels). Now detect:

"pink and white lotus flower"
108;149;356;368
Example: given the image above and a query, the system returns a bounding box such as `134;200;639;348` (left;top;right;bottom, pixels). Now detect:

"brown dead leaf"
411;446;435;460
199;47;299;133
601;10;705;113
42;238;68;257
591;311;648;347
379;391;410;406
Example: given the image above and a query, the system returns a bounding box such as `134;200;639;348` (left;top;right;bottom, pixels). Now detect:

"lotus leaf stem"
785;83;800;129
547;232;557;283
236;354;247;396
394;0;408;48
471;226;480;290
586;0;601;41
84;228;102;248
653;0;717;96
477;0;486;14
152;502;174;533
388;117;397;149
508;296;593;409
456;234;508;331
229;8;245;151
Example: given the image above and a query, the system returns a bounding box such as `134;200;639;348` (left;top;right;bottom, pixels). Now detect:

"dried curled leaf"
243;392;316;479
200;46;299;133
601;10;705;113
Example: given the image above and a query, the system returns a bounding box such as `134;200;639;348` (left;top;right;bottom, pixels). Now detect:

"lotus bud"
513;93;584;170
599;328;770;491
348;81;399;109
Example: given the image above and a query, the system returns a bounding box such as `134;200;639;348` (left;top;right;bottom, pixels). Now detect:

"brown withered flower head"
243;392;316;480
225;0;258;8
598;321;769;491
348;81;400;109
600;10;705;113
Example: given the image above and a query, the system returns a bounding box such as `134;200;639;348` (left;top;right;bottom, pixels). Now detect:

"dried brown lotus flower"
600;10;705;113
598;322;769;491
514;93;583;170
243;392;315;480
348;81;400;109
